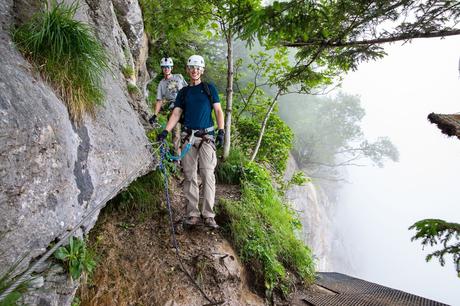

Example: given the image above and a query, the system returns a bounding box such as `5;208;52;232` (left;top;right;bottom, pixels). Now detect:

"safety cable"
0;145;159;303
158;141;224;306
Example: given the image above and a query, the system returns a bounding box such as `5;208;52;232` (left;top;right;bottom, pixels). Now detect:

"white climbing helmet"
187;55;205;68
160;57;173;67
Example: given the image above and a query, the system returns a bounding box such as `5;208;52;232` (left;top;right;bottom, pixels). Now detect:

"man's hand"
148;114;157;125
157;129;168;142
216;129;224;147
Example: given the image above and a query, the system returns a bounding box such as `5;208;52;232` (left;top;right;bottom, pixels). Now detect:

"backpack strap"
201;82;214;105
179;85;190;113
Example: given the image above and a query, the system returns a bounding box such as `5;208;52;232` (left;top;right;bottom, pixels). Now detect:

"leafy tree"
232;2;460;155
234;49;336;162
139;0;226;87
279;93;399;178
200;0;261;160
409;219;460;277
240;1;460;71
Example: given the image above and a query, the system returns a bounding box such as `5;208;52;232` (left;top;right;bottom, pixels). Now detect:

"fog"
334;37;460;305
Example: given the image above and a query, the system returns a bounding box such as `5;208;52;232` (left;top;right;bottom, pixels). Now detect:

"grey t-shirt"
156;74;187;108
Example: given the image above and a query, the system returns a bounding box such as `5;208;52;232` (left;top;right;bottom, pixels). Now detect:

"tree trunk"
223;30;233;160
250;91;281;162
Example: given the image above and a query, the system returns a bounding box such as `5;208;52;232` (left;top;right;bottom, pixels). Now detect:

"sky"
333;37;460;305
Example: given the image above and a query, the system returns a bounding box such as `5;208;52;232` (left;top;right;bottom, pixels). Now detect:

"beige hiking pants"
182;136;217;218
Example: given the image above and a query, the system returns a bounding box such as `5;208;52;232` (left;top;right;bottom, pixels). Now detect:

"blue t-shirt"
174;82;220;130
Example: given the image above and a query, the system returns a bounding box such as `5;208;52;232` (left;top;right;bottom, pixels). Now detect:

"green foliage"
409;219;460;277
109;170;164;220
289;171;310;187
54;237;96;281
219;161;315;295
71;296;81;306
216;147;245;184
140;0;231;94
140;0;210;46
13;1;109;122
0;256;29;306
237;113;293;175
127;83;140;95
240;1;460;73
122;65;135;79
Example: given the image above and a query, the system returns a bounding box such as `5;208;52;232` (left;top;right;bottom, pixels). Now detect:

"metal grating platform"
302;272;450;306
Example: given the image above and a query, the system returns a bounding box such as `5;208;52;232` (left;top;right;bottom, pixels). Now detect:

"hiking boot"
184;216;201;228
204;217;219;229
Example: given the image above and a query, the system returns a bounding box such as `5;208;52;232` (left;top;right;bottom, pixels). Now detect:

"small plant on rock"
127;82;140;96
122;65;135;79
54;237;96;281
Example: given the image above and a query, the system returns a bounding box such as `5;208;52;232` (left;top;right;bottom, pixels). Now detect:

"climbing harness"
0;144;159;303
158;141;224;306
166;127;214;161
166;132;195;161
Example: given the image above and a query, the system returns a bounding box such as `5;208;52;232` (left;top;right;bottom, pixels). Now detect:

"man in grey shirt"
149;57;187;157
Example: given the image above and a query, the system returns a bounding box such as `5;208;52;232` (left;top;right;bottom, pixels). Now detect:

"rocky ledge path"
77;178;265;306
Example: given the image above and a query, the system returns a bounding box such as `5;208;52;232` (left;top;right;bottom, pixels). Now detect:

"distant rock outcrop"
284;154;335;271
0;0;153;304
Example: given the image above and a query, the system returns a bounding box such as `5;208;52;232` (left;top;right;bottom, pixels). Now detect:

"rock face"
0;0;153;304
284;154;335;271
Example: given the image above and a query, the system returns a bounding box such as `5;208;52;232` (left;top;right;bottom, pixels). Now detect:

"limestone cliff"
0;0;153;304
284;154;335;271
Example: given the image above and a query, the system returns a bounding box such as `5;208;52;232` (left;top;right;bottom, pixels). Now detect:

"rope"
0;145;159;303
158;141;224;306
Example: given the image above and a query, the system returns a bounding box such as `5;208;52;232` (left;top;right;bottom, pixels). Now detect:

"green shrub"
216;148;246;184
54;237;96;281
219;161;315;296
109;170;164;220
237;114;293;175
289;171;309;186
279;171;311;195
13;1;109;122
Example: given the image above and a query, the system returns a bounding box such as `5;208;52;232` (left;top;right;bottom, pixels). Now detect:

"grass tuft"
13;1;109;122
122;65;135;79
108;170;164;221
0;255;30;306
127;82;140;95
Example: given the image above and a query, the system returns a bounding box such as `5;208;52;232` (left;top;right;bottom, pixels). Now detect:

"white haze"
333;37;460;305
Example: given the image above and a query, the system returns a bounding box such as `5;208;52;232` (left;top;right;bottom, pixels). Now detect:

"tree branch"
282;29;460;48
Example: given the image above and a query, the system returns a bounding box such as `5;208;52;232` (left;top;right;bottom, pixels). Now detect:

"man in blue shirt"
157;55;224;229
